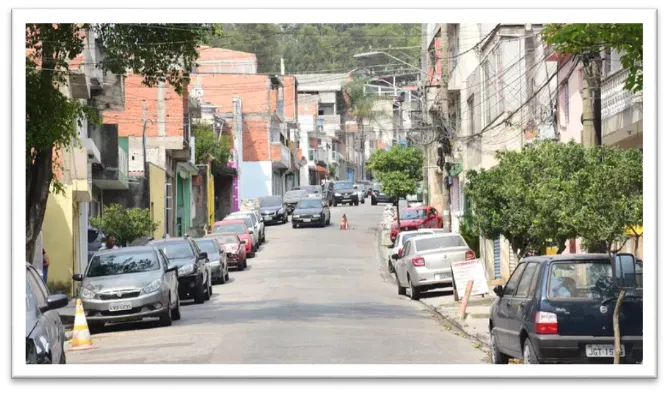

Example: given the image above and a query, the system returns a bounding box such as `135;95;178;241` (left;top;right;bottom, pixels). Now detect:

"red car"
391;206;443;243
205;232;247;270
212;220;255;258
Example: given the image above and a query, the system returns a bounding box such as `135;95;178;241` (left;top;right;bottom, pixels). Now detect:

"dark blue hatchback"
489;254;643;364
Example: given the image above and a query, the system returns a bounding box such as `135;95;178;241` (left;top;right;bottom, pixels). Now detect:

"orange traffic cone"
68;299;96;351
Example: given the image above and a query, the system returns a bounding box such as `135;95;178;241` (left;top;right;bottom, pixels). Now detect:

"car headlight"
278;208;284;214
335;193;341;197
79;286;96;299
141;279;162;295
178;264;195;276
209;260;221;266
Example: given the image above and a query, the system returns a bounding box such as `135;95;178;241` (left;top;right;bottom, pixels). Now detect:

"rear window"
260;196;282;207
415;235;468;252
195;239;219;255
400;209;426;220
214;223;246;234
548;261;613;300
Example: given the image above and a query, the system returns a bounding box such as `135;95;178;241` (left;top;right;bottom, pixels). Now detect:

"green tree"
26;23;211;260
193;123;232;175
328;162;339;180
367;145;423;227
90;204;158;247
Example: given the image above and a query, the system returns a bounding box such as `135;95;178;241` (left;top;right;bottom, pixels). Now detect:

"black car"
259;195;288;224
283;190;308;214
370;184;396;205
26;263;69;364
332;181;359;206
489;254;643;364
148;237;211;304
292;197;331;228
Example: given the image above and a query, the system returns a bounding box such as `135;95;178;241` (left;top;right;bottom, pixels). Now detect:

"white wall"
239;161;273;200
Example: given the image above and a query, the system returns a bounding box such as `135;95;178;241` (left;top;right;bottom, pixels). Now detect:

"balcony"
271;142;290;170
601;69;643;147
91;124;129;190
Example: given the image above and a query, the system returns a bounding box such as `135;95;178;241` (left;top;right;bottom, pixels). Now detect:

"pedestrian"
42;249;50;283
99;235;119;251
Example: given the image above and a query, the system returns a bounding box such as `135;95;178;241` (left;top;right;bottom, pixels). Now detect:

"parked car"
195;237;229;284
393;233;475;300
228;210;265;244
148;238;212;304
353;184;367;202
206;232;247;270
406;184;424;204
370;185;396;206
73;246;182;331
488;254;643;364
388;229;442;273
258;195;289;225
284;190;309;214
292;197;331;228
223;215;259;252
332;181;359;206
26;263;69;364
390;206;443;244
87;226;105;261
213;220;254;258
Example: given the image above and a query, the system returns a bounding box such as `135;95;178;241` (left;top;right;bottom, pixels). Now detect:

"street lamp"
353;51;440;82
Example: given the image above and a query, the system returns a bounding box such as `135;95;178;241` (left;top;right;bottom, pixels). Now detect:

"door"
26;266;62;363
506;262;539;356
396;240;412;287
495;263;527;352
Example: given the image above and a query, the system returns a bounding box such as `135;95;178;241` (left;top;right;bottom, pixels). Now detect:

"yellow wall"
207;163;215;230
42;186;75;291
150;163;166;239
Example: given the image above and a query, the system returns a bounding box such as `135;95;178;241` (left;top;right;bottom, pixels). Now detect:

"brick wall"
191;73;271;114
243;118;269;162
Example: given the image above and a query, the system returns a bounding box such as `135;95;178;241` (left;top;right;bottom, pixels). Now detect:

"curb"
420;301;490;351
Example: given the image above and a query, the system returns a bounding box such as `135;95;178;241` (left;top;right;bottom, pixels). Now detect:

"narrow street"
67;202;485;364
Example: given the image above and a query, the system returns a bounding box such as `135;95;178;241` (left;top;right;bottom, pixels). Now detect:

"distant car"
73;246;182;331
292;197;331;228
293;185;322;199
149;238;212;304
321;182;334;206
370;185;396;206
393;233;475;300
223;215;259;252
228;210;265;244
353;184;367;202
332;181;359;206
284;190;309;214
213;220;254;259
206;232;247;270
407;184;424;204
258;195;288;225
195;238;229;284
489;254;643;364
26;263;68;364
390;206;443;244
87;227;105;261
388;229;441;274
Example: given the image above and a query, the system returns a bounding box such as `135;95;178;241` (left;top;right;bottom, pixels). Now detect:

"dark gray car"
195;238;229;284
259;195;288;224
332;181;359;206
292;197;331;228
284;190;308;214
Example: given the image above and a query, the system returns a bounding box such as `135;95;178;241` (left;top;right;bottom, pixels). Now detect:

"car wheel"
489;329;509;364
371;198;377;206
355;200;359;206
171;294;182;321
326;217;330;225
320;219;326;228
333;201;338;207
396;273;406;296
160;298;173;327
388;260;395;274
208;283;213;298
225;272;229;282
292;223;297;228
249;250;256;258
523;339;539;364
409;276;421;301
59;351;67;364
194;278;205;304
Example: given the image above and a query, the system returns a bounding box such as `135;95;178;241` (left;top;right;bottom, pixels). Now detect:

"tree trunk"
26;147;54;262
613;288;627;364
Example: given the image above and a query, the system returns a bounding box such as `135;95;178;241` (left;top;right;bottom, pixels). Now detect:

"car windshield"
195;240;219;256
215;234;239;245
152;242;195;259
415;236;468;252
86;251;159;277
260;196;282;207
548;261;617;300
214;223;246;234
296;199;322;209
402;232;427;245
334;182;353;190
400;209;427;220
285;190;306;198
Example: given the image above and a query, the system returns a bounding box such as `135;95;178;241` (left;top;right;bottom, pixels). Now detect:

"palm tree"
343;77;382;181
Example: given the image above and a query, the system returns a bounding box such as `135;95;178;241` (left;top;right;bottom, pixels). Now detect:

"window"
26;267;48;308
504;263;527;296
158;250;169;271
415;235;468;252
562;80;570;125
467;95;475;136
213;223;247;234
400;209;427;220
515;263;539;298
547;261;613;299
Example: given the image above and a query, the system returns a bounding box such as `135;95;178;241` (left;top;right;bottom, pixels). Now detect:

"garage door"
493;238;501;279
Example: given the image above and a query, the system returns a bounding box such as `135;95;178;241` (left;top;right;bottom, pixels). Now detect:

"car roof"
299;196;323;201
99;245;158;253
408;233;461;241
521;254;612;263
403;206;427;211
217;219;245;224
147;238;188;245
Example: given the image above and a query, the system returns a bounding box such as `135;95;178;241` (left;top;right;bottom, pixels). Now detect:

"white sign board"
450;259;489;298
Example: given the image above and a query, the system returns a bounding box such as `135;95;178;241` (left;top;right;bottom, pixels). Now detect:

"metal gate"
493;238;502;279
509;245;518;273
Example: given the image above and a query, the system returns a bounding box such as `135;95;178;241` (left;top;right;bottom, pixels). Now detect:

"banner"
450;259;489;298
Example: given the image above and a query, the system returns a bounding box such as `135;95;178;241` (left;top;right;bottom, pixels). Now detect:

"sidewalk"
378;223;493;349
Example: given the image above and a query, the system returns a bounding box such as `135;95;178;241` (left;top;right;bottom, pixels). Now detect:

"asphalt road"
67;198;485;364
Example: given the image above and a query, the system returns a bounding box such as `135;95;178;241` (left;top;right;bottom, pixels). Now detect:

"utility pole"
440;24;452;232
142;100;151;209
360;121;366;181
420;23;430;206
582;55;602;148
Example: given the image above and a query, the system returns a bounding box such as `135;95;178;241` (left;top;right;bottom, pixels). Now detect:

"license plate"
586;345;625;358
109;302;132;312
303;218;312;222
436;273;451;280
343;199;350;202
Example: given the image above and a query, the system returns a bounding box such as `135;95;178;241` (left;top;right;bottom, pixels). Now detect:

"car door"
321;200;330;221
495;263;527;352
26;266;63;363
505;262;540;356
158;249;177;303
190;240;207;284
396;240;412;287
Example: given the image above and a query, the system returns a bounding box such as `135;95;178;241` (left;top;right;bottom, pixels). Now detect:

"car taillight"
535;311;558;335
465;250;476;260
412;257;425;267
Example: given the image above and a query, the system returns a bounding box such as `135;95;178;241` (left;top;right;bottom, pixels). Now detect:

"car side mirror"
72;274;83;282
493;285;504;297
391;253;399;260
199;252;208;260
41;294;69;312
613;253;638;288
167;264;178;273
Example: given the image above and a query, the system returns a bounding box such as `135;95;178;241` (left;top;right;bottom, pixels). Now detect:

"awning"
312;165;327;174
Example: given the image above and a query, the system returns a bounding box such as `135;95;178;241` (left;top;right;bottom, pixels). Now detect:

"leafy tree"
90;204;158;247
367;145;423;227
541;23;643;92
193;123;232;175
26;23;211;260
328;162;339;180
